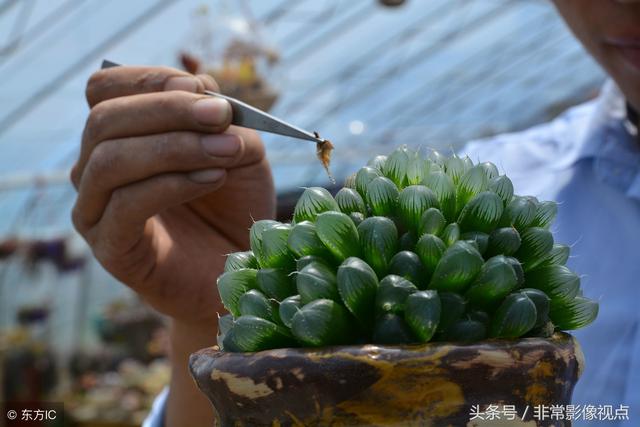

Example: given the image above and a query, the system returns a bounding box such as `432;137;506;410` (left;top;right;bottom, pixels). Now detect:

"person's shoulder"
459;99;596;177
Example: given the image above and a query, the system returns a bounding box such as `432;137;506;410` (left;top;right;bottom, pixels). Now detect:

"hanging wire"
301;1;512;132
0;0;87;63
0;0;17;17
277;0;459;115
0;0;181;137
0;0;35;57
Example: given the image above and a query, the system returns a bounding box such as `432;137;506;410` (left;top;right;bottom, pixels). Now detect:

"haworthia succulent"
355;166;381;197
224;251;259;272
316;211;361;261
217;146;595;352
365;176;400;217
388;250;428;288
419;207;447;237
404;290;441;342
375;275;418;315
429;241;484;293
357;216;399;277
457;191;504;233
335;188;367;215
293;187;340;223
337;257;379;328
287;221;330;259
218;269;258;317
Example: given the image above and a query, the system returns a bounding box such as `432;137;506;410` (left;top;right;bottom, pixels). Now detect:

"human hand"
71;66;276;328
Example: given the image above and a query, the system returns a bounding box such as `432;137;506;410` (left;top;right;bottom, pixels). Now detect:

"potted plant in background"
189;146;597;427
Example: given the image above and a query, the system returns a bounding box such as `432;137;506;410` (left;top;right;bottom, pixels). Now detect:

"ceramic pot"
190;332;583;427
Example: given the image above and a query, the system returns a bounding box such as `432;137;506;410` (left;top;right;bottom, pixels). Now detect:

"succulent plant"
217;146;598;352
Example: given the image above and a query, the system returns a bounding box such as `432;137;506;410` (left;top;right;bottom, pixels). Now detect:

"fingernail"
164;76;199;92
188;168;225;183
193;98;231;126
201;135;240;157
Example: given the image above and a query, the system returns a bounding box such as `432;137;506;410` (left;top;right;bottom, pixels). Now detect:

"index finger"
86;65;220;107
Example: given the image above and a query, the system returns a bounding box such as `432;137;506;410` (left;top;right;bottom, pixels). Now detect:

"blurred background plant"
0;0;604;425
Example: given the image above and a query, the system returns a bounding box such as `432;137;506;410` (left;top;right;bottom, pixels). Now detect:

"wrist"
170;318;218;355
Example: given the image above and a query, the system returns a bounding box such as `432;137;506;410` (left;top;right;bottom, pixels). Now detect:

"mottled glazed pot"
189;332;583;427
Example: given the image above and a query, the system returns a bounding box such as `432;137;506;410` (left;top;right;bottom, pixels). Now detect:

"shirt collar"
572;80;640;201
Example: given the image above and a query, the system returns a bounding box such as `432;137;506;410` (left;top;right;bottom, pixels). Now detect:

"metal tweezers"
101;60;324;144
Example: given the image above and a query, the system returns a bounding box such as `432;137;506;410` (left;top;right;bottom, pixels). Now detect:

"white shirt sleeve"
142;387;169;427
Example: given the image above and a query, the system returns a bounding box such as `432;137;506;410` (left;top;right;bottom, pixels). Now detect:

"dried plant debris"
314;132;335;184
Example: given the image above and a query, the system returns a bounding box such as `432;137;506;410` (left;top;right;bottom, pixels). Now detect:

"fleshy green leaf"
405;154;426;186
399;231;417;251
375;275;418;315
279;295;302;328
382;145;411;187
531;200;558;229
517;288;550;328
355;166;381;197
436;292;466;336
257;268;296;301
218;313;234;336
388;251;428;289
217;269;258;316
524;264;580;303
224;251;258;272
367;155;387;172
536;243;570;268
293;187;340;223
296;255;329;271
444;319;487;342
316;211;361;261
456;165;489;215
445;155;466;184
440;222;460;247
415;234;447;279
465;255;518;311
404;290;441;342
398;185;439;233
460;231;489;255
239;289;279;323
349;212;366;227
419;207;446;236
261;224;295;269
515;227;554;270
423;171;456;222
223;315;295;352
335;187;366;215
365;176;400;217
457;191;504;233
550;296;598;330
505;256;525;287
357;216;398;277
344;173;357;189
337;257;379;328
429;241;484;293
500;196;537;230
489;293;537;338
478;161;499;180
250;220;279;267
291;299;355;346
296;261;339;304
486;227;522;257
488;175;514;206
373;313;415;344
287;221;330;259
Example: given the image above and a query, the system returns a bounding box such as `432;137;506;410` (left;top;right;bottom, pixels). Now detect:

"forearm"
166;319;217;427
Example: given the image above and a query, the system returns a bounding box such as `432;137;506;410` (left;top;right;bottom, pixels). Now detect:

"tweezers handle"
100;60;321;144
204;91;320;143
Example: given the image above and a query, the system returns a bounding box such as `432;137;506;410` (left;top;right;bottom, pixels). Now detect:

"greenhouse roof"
0;0;605;238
